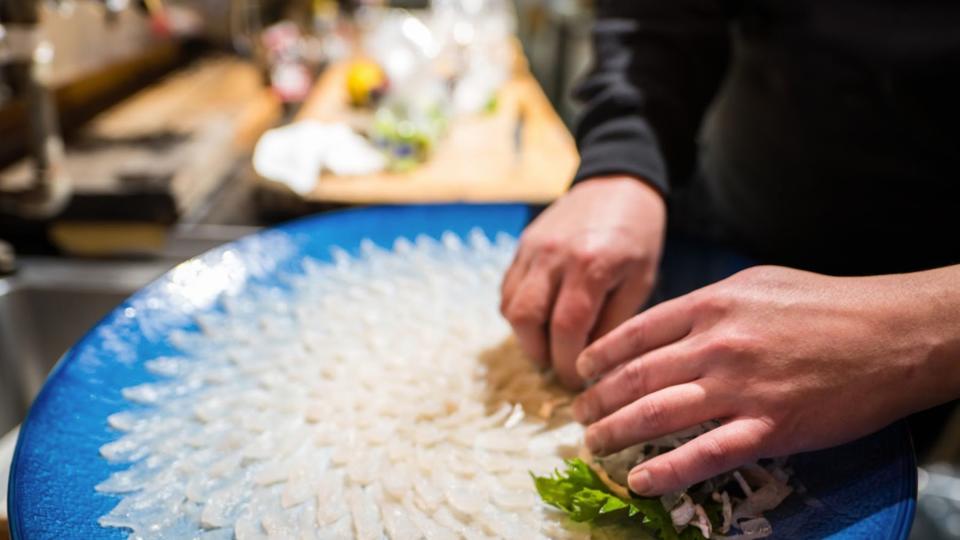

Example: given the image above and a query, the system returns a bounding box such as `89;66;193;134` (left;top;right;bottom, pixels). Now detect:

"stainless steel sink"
0;224;259;436
0;259;164;435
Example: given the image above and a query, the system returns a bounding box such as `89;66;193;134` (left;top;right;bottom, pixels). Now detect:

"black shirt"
572;0;960;275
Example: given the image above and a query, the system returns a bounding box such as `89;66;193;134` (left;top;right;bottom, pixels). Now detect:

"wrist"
570;175;667;218
876;267;960;412
572;174;664;198
911;268;960;406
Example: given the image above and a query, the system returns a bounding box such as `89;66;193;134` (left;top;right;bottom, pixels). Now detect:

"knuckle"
622;360;649;398
729;265;760;283
537;236;563;256
699;435;730;472
730;265;784;287
656;456;687;490
741;265;777;280
697;376;736;406
502;303;523;324
623;317;648;352
504;301;545;327
550;314;582;337
696;288;735;316
637;398;667;432
703;331;756;359
749;416;778;447
625;249;653;267
571;245;623;283
571;244;601;266
583;259;617;287
551;303;592;335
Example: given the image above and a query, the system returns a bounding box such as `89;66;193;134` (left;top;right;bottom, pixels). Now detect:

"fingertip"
514;330;549;369
575;349;597;381
584;426;605;456
571;396;592;424
627;467;655;496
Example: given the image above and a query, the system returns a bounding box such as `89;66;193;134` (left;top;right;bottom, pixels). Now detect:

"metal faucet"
0;0;72;218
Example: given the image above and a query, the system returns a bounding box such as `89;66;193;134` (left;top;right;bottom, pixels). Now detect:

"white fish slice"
315;471;349;527
348;484;385;540
403;495;457;540
381;501;422;540
95;231;611;540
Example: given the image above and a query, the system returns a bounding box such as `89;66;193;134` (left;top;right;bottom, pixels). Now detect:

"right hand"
500;175;667;389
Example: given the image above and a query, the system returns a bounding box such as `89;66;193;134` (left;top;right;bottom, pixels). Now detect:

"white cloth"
253;121;386;194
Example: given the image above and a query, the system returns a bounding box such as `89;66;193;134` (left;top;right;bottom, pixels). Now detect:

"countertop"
257;42;579;205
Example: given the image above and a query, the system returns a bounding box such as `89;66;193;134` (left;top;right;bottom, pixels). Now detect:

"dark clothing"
573;0;960;276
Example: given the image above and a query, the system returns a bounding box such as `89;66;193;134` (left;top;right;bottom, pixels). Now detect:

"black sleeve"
572;0;732;196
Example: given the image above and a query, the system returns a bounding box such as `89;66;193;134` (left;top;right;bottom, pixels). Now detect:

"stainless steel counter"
0;225;258;437
1;425;19;536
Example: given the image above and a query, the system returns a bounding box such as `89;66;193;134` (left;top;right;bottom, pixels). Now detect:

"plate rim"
8;202;917;539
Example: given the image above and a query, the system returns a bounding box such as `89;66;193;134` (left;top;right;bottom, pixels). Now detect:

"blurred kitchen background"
0;0;954;537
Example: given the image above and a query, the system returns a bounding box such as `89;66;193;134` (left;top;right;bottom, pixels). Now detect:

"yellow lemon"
346;60;387;107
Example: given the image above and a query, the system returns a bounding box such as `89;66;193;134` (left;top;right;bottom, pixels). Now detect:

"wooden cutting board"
261;44;579;205
0;56;280;255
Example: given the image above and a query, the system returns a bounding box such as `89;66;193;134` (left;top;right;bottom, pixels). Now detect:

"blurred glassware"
311;0;349;62
371;95;447;171
353;1;517;170
361;10;437;92
432;0;515;115
261;21;312;103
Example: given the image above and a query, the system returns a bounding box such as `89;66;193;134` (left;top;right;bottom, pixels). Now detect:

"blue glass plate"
9;203;915;539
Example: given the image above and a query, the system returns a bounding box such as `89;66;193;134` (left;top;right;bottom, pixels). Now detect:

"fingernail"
629;468;654;496
576;353;595;380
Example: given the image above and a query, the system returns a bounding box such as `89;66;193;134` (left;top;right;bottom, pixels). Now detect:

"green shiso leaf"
532;458;705;540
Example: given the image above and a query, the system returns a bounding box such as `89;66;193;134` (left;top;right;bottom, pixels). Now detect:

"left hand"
572;265;957;496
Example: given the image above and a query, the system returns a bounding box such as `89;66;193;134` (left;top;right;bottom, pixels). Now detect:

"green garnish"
531;458;706;540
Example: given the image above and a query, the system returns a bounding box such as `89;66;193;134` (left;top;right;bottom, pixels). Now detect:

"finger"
549;265;617;389
499;249;532;315
584;381;731;456
572;341;703;424
627;418;769;496
503;257;562;367
577;294;695;381
590;268;654;341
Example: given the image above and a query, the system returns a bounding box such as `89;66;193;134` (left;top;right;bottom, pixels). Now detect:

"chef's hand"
500;176;666;389
572;265;960;495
